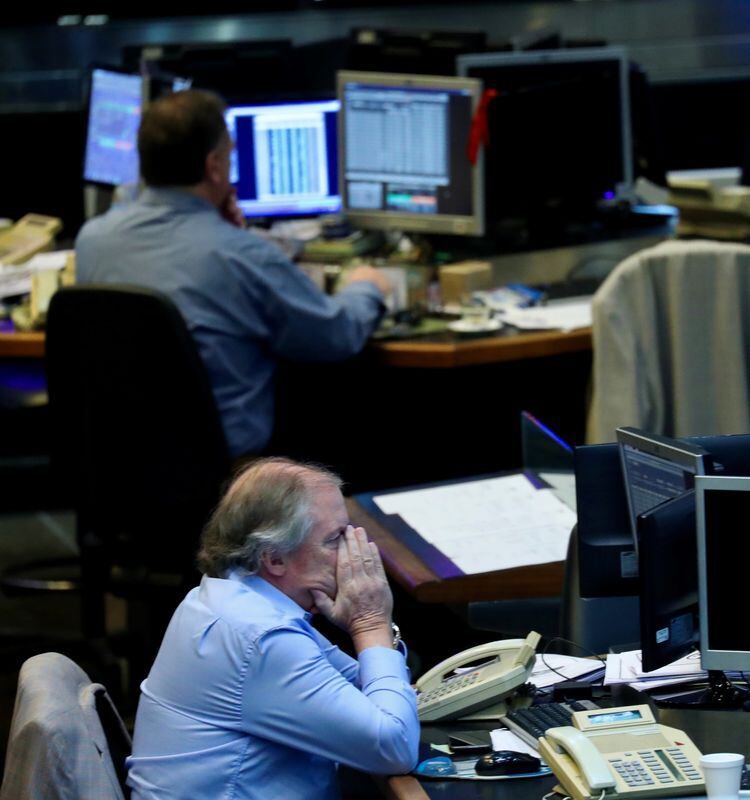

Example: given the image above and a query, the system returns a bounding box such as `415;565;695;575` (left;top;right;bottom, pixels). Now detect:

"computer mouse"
475;750;542;776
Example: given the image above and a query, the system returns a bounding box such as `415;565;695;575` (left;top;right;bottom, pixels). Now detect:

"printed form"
373;473;576;575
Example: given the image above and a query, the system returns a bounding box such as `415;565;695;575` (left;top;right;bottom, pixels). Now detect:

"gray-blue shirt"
75;188;385;456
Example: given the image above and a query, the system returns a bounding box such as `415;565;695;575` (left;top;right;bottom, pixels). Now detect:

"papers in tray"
604;650;714;691
530;654;605;689
373;473;576;576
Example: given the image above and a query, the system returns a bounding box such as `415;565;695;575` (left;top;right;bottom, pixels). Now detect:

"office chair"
0;652;132;800
587;238;750;443
44;285;231;675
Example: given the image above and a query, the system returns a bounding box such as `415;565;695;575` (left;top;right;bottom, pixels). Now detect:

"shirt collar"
139;186;217;214
227;571;314;622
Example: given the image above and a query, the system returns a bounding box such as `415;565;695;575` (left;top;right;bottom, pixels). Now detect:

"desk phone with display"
538;704;705;800
415;631;540;722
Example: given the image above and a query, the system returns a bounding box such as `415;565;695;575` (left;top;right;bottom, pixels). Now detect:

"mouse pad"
415;754;552;781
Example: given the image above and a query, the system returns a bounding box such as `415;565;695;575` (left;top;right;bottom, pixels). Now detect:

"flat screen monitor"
225;100;341;220
696;475;750;672
637;491;699;673
337;70;484;236
617;427;711;551
83;67;144;187
575;433;750;599
456;47;632;235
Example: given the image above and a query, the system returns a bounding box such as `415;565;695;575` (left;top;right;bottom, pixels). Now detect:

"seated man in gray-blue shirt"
75;89;390;458
126;457;419;800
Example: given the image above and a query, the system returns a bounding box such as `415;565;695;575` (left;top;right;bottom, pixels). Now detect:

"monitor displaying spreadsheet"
225;99;341;219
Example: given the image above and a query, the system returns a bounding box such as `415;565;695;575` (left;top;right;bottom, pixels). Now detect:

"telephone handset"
415;631;540;722
538;704;705;800
0;214;62;265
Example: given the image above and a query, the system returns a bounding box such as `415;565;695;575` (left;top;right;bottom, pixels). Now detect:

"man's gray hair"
197;457;343;577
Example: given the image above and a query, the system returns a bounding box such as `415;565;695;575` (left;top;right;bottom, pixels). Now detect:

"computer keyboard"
500;700;601;749
742;762;750;791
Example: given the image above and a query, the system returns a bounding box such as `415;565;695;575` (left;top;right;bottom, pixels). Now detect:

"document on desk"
373;473;576;575
500;298;592;332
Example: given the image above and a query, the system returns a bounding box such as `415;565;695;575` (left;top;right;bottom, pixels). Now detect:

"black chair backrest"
46;285;231;570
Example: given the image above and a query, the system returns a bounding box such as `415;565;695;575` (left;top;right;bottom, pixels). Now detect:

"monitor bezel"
83;64;145;189
336;70;484;237
225;98;343;221
456;46;634;202
696;474;750;672
616;426;711;551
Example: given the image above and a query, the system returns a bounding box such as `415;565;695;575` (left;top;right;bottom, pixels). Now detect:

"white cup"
699;753;745;800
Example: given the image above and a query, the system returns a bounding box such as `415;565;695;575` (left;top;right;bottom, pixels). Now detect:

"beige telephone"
538;704;705;800
415;631;540;722
0;214;62;265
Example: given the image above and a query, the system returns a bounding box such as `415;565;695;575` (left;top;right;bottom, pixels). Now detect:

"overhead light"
57;14;82;25
83;14;109;25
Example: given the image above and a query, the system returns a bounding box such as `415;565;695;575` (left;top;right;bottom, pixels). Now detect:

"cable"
539;636;608;685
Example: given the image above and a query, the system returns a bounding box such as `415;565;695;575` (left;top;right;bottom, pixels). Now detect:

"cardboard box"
439;261;492;305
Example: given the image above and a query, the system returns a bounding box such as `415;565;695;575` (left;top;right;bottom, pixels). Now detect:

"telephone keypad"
608;748;702;787
417;671;480;706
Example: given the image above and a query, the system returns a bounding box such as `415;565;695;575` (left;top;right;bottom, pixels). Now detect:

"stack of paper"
604;650;709;691
373;473;576;576
530;654;605;690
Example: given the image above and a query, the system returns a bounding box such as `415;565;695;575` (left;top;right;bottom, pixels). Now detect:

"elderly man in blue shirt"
75;89;390;459
126;457;419;799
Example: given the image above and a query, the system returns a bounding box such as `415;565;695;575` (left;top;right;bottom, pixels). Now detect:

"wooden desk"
0;326;591;368
0;331;44;358
346;498;565;606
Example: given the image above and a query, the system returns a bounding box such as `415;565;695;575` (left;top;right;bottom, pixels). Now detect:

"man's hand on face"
220;189;246;228
311;526;394;651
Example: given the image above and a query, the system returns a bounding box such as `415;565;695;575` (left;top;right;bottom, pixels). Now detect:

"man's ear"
205;148;222;185
260;549;287;577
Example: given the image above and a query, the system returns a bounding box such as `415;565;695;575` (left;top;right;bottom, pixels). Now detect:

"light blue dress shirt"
126;573;419;800
75;188;386;457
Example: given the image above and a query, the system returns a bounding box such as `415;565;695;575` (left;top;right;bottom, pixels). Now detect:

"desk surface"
0;326;592;368
346;497;565;605
383;690;750;800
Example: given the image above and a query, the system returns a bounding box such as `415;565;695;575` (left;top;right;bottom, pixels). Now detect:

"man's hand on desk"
311;525;395;654
345;265;393;297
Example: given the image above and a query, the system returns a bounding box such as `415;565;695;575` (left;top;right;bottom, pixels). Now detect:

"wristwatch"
391;621;402;650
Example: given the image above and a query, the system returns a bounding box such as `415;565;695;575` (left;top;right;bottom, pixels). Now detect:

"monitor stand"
651;670;750;710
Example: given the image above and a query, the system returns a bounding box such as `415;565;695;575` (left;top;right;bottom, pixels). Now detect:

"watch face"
391;622;401;649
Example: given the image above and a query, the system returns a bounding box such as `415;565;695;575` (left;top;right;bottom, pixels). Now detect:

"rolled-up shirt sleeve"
241;626;419;775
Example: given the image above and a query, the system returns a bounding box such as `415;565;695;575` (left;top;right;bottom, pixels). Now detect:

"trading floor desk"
379;690;750;800
345;496;564;605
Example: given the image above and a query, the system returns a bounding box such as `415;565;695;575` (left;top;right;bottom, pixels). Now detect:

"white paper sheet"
501;298;592;332
373;473;576;575
530;654;604;689
604;650;705;689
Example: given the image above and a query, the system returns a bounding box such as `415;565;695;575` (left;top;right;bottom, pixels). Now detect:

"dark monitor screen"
576;433;750;599
457;47;632;232
83;68;143;187
617;427;711;549
697;476;750;671
337;71;484;236
638;491;699;673
225;100;341;219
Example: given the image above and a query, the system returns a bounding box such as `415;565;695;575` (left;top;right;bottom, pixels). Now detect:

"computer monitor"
337;71;484;236
575;433;750;599
696;476;750;672
617;427;712;550
83;67;144;187
225;100;341;220
637;491;699;673
456;47;632;238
